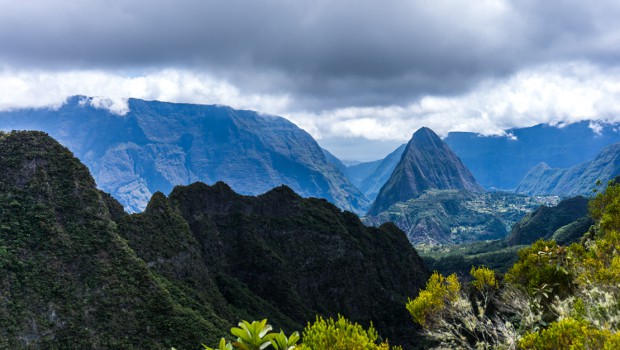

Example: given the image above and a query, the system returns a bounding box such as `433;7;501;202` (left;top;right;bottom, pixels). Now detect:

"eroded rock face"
369;127;482;215
516;143;620;196
445;121;620;191
0;96;369;214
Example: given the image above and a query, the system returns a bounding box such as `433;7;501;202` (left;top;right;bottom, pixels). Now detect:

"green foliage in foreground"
204;319;299;350
201;316;400;350
407;180;620;349
298;315;400;350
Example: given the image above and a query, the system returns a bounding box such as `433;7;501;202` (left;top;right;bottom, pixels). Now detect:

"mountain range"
516;143;620;196
0;130;428;349
344;121;620;194
444;121;620;190
362;128;551;245
0;96;369;214
3;96;620;247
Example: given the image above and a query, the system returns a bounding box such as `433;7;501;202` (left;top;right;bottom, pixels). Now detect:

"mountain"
369;127;482;216
0;131;231;349
344;144;407;201
0;96;369;214
0;131;429;348
321;147;348;174
344;159;381;188
516;143;620;196
157;182;429;347
445;121;620;190
507;196;591;245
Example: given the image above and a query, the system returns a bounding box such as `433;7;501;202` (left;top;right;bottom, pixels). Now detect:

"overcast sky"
2;0;620;160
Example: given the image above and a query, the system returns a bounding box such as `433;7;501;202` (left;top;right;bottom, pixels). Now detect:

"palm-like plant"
267;330;300;350
231;319;273;350
203;338;234;350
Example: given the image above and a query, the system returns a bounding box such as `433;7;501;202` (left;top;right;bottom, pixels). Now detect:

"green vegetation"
419;240;524;276
406;272;461;328
0;131;428;349
407;180;620;349
0;131;228;349
507;195;590;245
366;189;559;246
193;320;300;350
419;194;591;277
202;316;399;350
5;130;620;349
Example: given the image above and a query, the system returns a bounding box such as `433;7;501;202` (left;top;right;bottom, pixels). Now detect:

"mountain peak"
409;127;445;152
368;127;482;215
412;127;441;143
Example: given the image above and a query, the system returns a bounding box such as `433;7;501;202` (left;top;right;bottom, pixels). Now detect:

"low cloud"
288;62;620;141
2;62;620;146
0;69;291;116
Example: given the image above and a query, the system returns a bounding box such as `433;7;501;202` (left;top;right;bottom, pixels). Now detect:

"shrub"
298;315;399;350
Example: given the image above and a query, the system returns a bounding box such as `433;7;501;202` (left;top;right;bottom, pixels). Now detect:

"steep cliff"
369;127;482;215
0;96;369;214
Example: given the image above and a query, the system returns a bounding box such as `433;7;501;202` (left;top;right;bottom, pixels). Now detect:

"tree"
407;268;517;349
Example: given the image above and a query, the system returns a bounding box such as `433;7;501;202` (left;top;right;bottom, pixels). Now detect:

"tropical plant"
203;338;234;350
267;330;300;350
230;320;273;350
298;315;400;350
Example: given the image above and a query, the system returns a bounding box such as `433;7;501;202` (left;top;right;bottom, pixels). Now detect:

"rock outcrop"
369;127;482;215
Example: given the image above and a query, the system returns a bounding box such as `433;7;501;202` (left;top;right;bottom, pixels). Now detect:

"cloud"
0;69;291;115
288;62;620;141
2;0;620;159
1;0;619;112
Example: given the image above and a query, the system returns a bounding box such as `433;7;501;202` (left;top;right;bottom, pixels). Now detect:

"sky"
2;0;620;161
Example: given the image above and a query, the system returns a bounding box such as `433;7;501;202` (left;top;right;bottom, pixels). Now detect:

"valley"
2;98;620;349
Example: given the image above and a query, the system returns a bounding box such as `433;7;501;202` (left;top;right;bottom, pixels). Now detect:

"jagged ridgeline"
516;143;620;196
0;131;429;349
0;96;369;214
0;131;230;348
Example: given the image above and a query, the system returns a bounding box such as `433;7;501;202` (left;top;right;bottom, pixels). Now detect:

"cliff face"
445;121;620;190
369;127;482;215
0;96;369;214
516;143;620;196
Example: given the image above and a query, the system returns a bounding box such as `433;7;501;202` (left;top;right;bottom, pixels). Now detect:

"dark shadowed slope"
0;130;429;349
507;196;591;245
0;131;230;349
162;181;429;348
